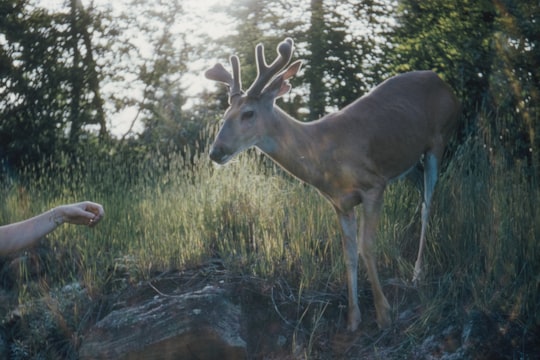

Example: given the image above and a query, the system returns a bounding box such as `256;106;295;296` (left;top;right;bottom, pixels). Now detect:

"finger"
76;211;94;226
86;202;105;217
88;210;104;227
88;214;103;227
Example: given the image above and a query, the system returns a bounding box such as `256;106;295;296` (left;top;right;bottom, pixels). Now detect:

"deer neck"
256;106;323;185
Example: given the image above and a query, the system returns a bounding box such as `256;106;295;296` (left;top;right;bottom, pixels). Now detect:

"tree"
67;0;107;148
307;0;326;119
219;0;386;121
0;0;108;169
309;0;386;113
111;0;202;158
488;0;540;164
385;0;539;166
386;0;496;115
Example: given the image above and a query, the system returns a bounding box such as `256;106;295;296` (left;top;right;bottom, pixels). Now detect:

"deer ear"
276;82;292;97
204;63;233;85
262;60;302;99
283;60;302;80
263;77;289;99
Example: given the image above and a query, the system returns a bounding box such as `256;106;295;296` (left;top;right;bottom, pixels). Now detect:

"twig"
271;285;296;329
148;281;181;298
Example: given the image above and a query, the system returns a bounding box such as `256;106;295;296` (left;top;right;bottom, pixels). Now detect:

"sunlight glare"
37;0;233;40
31;0;234;137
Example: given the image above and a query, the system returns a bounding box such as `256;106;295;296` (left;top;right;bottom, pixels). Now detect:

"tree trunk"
308;0;326;120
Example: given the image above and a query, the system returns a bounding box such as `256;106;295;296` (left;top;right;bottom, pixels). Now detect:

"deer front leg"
360;191;391;329
337;209;362;332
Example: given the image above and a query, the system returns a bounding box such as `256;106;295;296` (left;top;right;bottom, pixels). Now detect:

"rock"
412;310;513;360
79;285;247;360
460;310;507;360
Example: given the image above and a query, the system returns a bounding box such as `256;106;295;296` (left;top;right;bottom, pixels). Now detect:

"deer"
205;38;460;332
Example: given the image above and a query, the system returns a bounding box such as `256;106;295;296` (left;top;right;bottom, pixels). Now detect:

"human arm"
0;201;104;255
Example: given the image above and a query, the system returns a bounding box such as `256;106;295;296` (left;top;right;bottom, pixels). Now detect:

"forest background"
0;0;539;358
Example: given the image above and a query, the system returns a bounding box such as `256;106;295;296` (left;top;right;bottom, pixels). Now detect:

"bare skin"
0;201;104;255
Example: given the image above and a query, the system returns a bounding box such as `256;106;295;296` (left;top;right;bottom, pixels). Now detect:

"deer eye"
241;110;254;121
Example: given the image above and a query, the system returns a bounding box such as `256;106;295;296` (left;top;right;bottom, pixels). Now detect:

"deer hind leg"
413;152;438;284
359;190;391;329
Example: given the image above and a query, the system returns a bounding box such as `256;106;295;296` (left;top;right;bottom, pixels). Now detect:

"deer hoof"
412;267;423;286
376;300;392;329
347;307;362;332
377;311;391;329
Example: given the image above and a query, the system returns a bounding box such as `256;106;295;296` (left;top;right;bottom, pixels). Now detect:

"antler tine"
229;55;242;99
205;56;243;103
247;38;294;97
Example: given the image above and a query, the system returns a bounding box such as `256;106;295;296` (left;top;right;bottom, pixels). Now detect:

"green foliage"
3;0;538;176
305;0;388;116
0;0;108;168
386;0;496;114
385;0;539;168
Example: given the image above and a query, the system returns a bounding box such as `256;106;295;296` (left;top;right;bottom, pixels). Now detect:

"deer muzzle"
209;143;231;165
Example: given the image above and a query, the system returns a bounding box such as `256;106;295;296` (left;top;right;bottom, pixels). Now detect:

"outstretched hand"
55;201;105;227
0;201;105;255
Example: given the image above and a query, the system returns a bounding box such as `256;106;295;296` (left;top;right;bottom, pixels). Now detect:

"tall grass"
1;134;344;295
1;108;538;351
431;134;539;323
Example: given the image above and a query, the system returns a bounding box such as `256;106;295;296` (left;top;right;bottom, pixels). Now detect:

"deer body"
206;39;459;332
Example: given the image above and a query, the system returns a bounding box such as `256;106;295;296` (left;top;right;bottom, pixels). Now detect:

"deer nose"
209;144;228;164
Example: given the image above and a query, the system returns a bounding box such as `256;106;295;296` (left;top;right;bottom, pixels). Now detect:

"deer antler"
205;55;242;103
247;38;294;97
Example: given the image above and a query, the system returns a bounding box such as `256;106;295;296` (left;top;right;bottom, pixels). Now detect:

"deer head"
205;38;302;164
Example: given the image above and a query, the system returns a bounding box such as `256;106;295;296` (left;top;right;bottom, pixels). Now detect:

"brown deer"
205;38;459;332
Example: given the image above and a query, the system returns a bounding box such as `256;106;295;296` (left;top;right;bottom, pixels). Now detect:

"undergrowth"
0;109;538;358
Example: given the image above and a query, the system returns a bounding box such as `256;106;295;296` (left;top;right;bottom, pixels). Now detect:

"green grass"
1;109;539;357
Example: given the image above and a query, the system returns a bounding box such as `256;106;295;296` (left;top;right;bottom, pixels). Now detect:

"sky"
37;0;234;137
